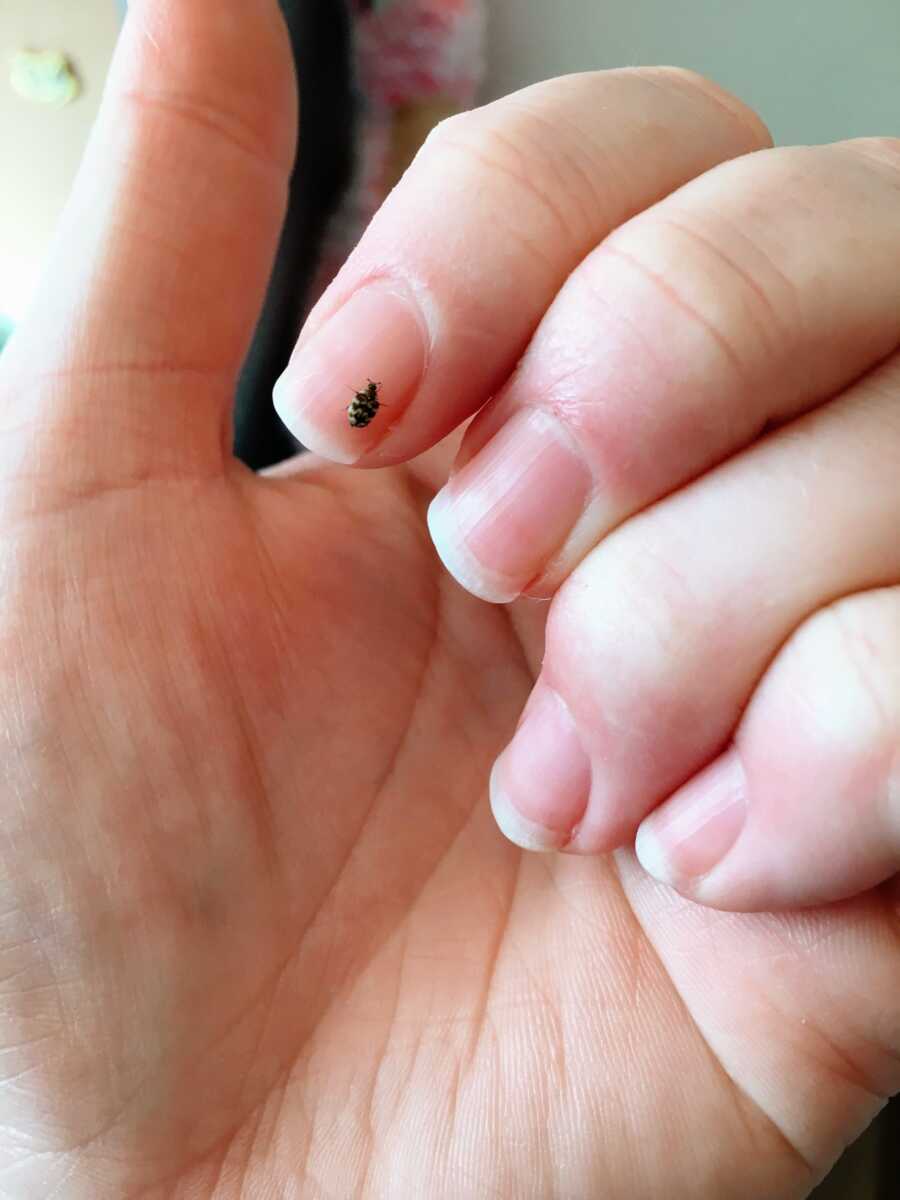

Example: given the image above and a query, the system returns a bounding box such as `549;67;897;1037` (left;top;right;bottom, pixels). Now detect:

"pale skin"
0;1;897;1197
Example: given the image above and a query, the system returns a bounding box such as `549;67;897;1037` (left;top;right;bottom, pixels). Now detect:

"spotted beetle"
347;379;384;428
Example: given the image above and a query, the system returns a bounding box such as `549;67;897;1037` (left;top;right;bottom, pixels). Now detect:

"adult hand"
277;24;900;915
1;2;897;1197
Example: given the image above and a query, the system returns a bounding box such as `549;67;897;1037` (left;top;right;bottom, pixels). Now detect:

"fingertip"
272;378;358;465
427;492;521;604
634;820;679;889
489;762;567;853
273;281;429;465
632;751;749;900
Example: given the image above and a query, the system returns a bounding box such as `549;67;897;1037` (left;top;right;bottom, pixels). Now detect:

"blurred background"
0;1;897;1190
4;0;900;335
486;0;900;143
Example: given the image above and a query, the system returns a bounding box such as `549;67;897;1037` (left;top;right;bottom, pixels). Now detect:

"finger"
488;348;900;855
634;587;900;909
0;0;295;481
272;68;769;464
429;137;900;602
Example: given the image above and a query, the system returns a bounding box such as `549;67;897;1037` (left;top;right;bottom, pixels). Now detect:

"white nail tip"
272;381;358;466
634;821;676;886
426;494;520;605
489;762;566;853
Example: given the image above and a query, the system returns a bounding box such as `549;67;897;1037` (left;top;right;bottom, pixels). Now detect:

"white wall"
485;0;900;146
0;0;119;320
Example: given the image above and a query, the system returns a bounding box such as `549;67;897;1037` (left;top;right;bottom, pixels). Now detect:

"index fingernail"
273;281;429;463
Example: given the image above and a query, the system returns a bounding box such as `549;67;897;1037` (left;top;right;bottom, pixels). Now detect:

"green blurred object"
9;49;81;107
0;315;13;355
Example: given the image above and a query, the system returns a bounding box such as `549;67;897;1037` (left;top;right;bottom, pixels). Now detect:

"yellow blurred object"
10;48;81;106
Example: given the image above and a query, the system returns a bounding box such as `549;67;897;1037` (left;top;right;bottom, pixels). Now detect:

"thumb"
0;0;296;488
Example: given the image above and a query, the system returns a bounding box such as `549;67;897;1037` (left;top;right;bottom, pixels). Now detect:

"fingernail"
635;750;747;887
427;410;591;603
490;683;591;852
273;281;428;463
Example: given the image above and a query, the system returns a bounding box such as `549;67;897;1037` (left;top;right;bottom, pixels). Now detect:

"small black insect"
347;379;384;429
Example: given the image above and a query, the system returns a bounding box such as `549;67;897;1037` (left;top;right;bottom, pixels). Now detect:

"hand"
277;39;900;915
0;2;896;1198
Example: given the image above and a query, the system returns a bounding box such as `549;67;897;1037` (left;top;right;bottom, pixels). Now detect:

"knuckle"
639;66;771;146
842;596;900;699
603;206;796;389
815;593;900;779
417;83;608;253
420;107;471;154
121;87;289;177
643;64;721;96
546;523;707;687
839;135;900;177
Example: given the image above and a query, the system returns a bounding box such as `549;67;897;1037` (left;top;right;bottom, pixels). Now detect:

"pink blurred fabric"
309;0;485;302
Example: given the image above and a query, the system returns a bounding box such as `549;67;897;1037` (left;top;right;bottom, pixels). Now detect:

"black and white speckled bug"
347;379;384;429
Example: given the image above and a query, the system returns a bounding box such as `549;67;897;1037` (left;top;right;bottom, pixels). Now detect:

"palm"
5;455;897;1199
